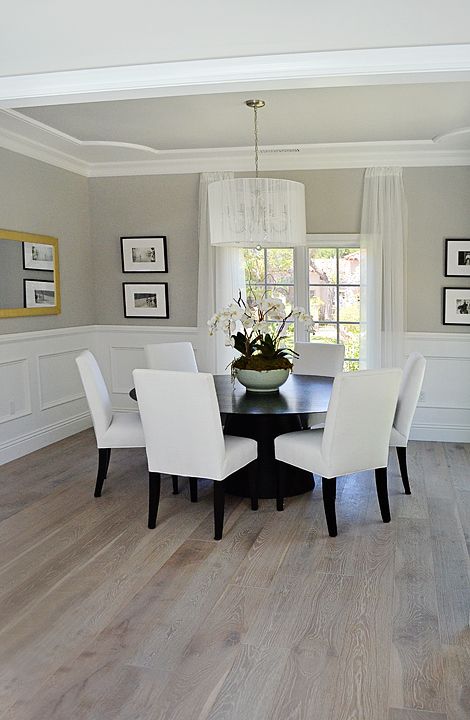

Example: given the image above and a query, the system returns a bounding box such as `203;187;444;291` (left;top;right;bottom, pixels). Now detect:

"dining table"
214;373;333;499
130;373;333;500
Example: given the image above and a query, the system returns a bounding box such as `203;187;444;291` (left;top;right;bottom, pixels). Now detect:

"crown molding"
0;123;89;175
1;104;470;176
1;44;470;107
87;142;470;176
1;130;470;177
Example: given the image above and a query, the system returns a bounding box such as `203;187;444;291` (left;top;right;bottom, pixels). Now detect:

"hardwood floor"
0;430;469;719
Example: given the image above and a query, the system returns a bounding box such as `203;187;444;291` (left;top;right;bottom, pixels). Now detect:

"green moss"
232;355;293;371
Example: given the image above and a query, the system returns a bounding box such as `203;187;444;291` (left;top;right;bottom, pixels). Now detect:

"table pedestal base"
224;413;314;499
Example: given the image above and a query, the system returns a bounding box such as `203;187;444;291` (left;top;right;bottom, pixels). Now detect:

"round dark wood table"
214;374;333;499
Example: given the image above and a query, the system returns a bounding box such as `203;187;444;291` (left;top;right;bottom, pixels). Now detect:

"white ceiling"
1;6;470;175
17;84;470;149
2;0;470;76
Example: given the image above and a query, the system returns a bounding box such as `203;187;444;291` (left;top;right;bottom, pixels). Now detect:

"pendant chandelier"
208;99;306;247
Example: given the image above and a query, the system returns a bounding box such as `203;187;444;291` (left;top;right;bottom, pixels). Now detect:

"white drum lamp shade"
208;177;306;247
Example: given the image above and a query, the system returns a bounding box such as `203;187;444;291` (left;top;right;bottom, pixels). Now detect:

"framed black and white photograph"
123;282;169;318
443;287;470;325
22;241;54;271
24;280;56;308
121;236;168;273
445;238;470;277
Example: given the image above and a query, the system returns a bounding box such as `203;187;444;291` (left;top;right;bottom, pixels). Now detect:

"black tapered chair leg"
148;472;161;529
104;448;112;478
375;467;391;523
276;461;285;512
172;475;179;494
396;446;411;495
322;477;337;537
248;462;259;511
189;477;198;503
94;448;109;497
213;481;225;540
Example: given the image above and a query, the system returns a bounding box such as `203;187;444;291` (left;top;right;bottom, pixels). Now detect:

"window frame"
241;234;360;362
295;234;360;344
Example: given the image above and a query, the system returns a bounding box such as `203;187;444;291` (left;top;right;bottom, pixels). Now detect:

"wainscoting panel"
405;332;470;442
0;327;94;464
38;348;87;410
95;325;199;410
0;358;31;424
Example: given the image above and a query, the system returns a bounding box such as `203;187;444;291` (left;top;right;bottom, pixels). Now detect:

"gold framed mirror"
0;229;61;318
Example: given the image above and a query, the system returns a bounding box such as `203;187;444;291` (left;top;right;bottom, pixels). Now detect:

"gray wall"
405;167;470;332
266;167;470;333
0;147;94;333
0;151;469;335
88;174;199;326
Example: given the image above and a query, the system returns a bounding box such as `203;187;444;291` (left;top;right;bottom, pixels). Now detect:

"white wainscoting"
406;332;470;443
0;324;200;465
0;326;468;465
0;326;95;465
94;325;200;411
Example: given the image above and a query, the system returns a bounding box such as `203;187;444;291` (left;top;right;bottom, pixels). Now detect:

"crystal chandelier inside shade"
208;100;306;247
208;177;306;247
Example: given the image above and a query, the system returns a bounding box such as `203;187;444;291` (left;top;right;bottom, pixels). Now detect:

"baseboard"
0;411;92;465
410;423;470;443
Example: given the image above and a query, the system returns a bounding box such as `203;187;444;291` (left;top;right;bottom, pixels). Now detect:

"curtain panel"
197;172;246;374
360;167;407;369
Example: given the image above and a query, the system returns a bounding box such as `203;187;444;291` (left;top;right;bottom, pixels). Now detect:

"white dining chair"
144;341;198;372
144;341;198;494
293;342;345;428
293;342;345;376
390;352;426;494
133;369;258;540
76;350;145;498
274;368;402;536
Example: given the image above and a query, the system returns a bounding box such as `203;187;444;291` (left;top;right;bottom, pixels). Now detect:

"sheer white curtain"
197;172;246;374
360;167;407;369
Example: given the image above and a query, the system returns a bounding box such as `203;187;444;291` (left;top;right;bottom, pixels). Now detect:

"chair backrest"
393;352;426;442
75;350;113;442
322;368;402;477
144;341;198;372
133;369;225;479
293;342;345;376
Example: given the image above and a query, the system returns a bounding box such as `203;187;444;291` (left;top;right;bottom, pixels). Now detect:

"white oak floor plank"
389;518;446;714
0;433;468;720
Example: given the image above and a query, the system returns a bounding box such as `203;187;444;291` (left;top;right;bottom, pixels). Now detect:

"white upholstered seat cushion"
99;411;145;448
389;426;407;448
275;429;326;475
221;435;258;480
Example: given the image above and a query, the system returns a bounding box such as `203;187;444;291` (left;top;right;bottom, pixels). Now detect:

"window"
241;235;360;371
242;247;296;348
308;247;360;371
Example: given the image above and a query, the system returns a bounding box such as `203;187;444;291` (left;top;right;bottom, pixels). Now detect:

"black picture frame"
443;287;470;326
22;241;55;271
120;236;168;273
23;279;56;308
445;238;470;277
122;282;169;318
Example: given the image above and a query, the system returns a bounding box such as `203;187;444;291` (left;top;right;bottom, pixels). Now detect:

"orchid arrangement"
208;291;315;373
